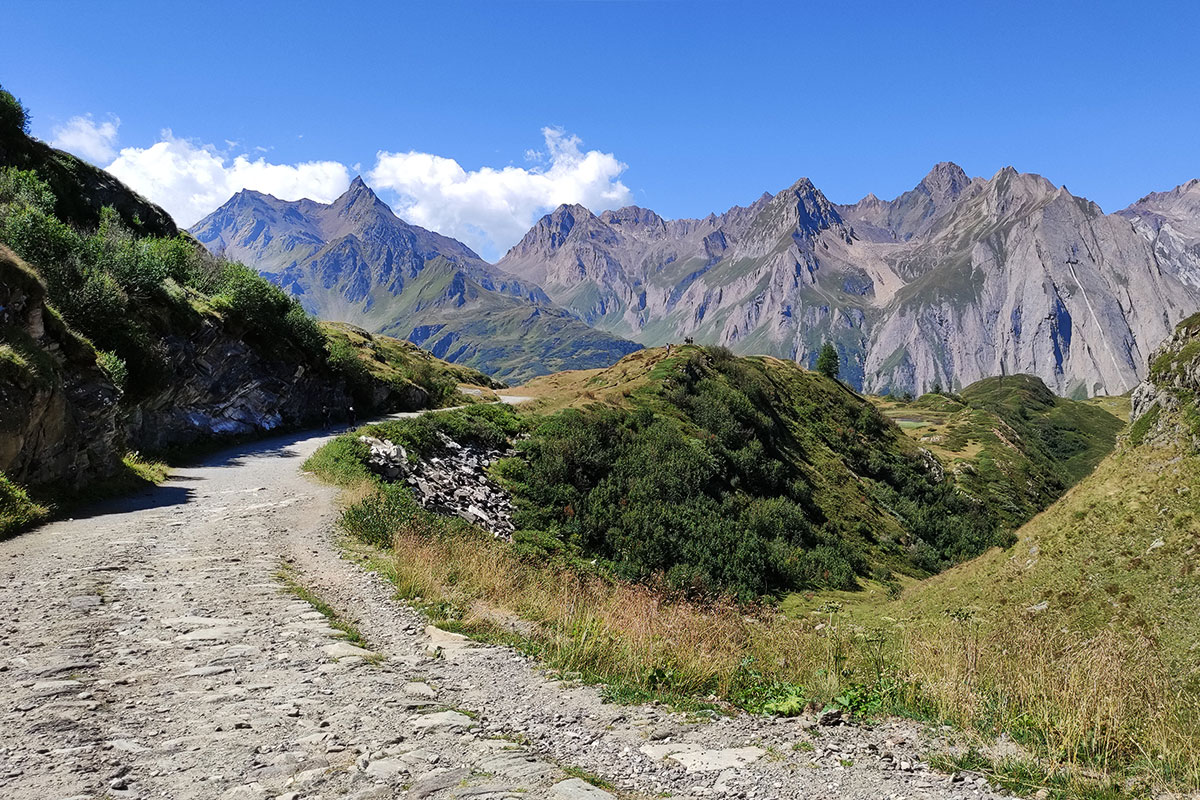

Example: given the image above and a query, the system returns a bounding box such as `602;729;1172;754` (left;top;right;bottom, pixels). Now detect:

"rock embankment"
0;245;121;489
1131;311;1200;446
360;432;517;539
126;321;428;454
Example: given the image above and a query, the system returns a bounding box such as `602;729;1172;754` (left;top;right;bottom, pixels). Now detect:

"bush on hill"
0;165;329;395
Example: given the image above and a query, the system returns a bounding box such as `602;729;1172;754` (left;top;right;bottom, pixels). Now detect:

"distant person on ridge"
347;405;357;426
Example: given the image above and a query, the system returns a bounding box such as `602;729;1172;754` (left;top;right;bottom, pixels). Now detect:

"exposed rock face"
359;433;517;539
1130;312;1200;447
498;165;1200;397
191;180;641;383
125;321;427;453
858;169;1200;398
0;246;121;489
844;162;972;242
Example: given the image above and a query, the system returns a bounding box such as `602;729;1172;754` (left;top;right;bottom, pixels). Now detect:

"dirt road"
0;417;994;800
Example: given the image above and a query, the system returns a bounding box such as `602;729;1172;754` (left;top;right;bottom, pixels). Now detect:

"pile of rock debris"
359;432;518;540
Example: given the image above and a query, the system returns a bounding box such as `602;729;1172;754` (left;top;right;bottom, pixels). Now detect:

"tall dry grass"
388;525;1200;791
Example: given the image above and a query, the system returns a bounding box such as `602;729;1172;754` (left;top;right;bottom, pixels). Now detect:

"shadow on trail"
55;426;339;526
63;484;197;522
33;402;470;530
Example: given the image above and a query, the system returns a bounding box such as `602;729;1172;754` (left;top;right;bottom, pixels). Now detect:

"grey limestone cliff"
497;164;1200;397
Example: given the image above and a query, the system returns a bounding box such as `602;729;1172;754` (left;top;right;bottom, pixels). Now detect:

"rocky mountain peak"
510;203;603;254
779;177;845;234
838;163;976;243
919;161;970;201
1122;178;1200;214
981;166;1059;210
224;187;276;208
599;205;665;231
330;176;387;215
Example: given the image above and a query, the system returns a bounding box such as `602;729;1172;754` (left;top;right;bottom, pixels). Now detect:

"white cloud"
105;132;351;228
78;121;629;258
368;127;631;259
51;115;121;163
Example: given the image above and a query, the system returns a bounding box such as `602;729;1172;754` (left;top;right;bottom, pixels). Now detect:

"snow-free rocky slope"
190;180;641;383
0;417;1007;800
498;164;1200;397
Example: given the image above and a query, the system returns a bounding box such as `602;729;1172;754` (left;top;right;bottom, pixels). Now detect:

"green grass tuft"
0;472;50;539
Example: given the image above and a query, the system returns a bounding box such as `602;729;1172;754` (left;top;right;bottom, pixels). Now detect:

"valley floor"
0;422;1002;800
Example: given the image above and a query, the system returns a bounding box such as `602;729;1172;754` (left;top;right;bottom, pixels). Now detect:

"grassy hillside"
897;318;1200;669
393;303;644;384
317;345;1041;600
0;87;176;237
502;345;1022;596
873;375;1123;530
322;321;504;406
897;429;1200;670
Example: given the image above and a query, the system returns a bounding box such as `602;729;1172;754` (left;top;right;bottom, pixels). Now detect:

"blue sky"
5;0;1199;259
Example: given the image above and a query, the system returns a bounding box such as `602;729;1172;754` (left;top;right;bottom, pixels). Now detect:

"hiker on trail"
322;405;331;430
347;405;357;425
666;343;672;355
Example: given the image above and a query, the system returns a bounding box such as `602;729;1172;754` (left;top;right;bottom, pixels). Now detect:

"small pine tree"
816;343;839;380
0;86;30;135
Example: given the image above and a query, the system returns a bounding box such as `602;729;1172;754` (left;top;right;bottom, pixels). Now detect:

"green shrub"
340;483;420;548
0;200;81;275
96;350;128;392
817;342;840;379
326;335;372;396
501;401;861;598
0;472;49;538
210;262;324;355
408;359;459;407
0;167;53;212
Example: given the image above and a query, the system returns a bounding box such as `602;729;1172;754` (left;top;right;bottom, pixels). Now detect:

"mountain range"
193;165;1200;395
190;179;641;382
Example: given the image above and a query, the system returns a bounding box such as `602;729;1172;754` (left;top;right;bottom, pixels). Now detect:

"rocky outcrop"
497;164;1200;398
0;245;122;488
360;433;517;539
1130;312;1200;448
124;321;428;452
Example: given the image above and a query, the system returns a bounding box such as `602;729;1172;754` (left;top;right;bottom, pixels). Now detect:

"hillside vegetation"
874;375;1123;530
303;337;1199;797
897;315;1200;667
503;346;1019;597
321;321;502;408
0;86;483;536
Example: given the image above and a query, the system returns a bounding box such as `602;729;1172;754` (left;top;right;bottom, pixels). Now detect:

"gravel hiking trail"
0;406;1000;800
